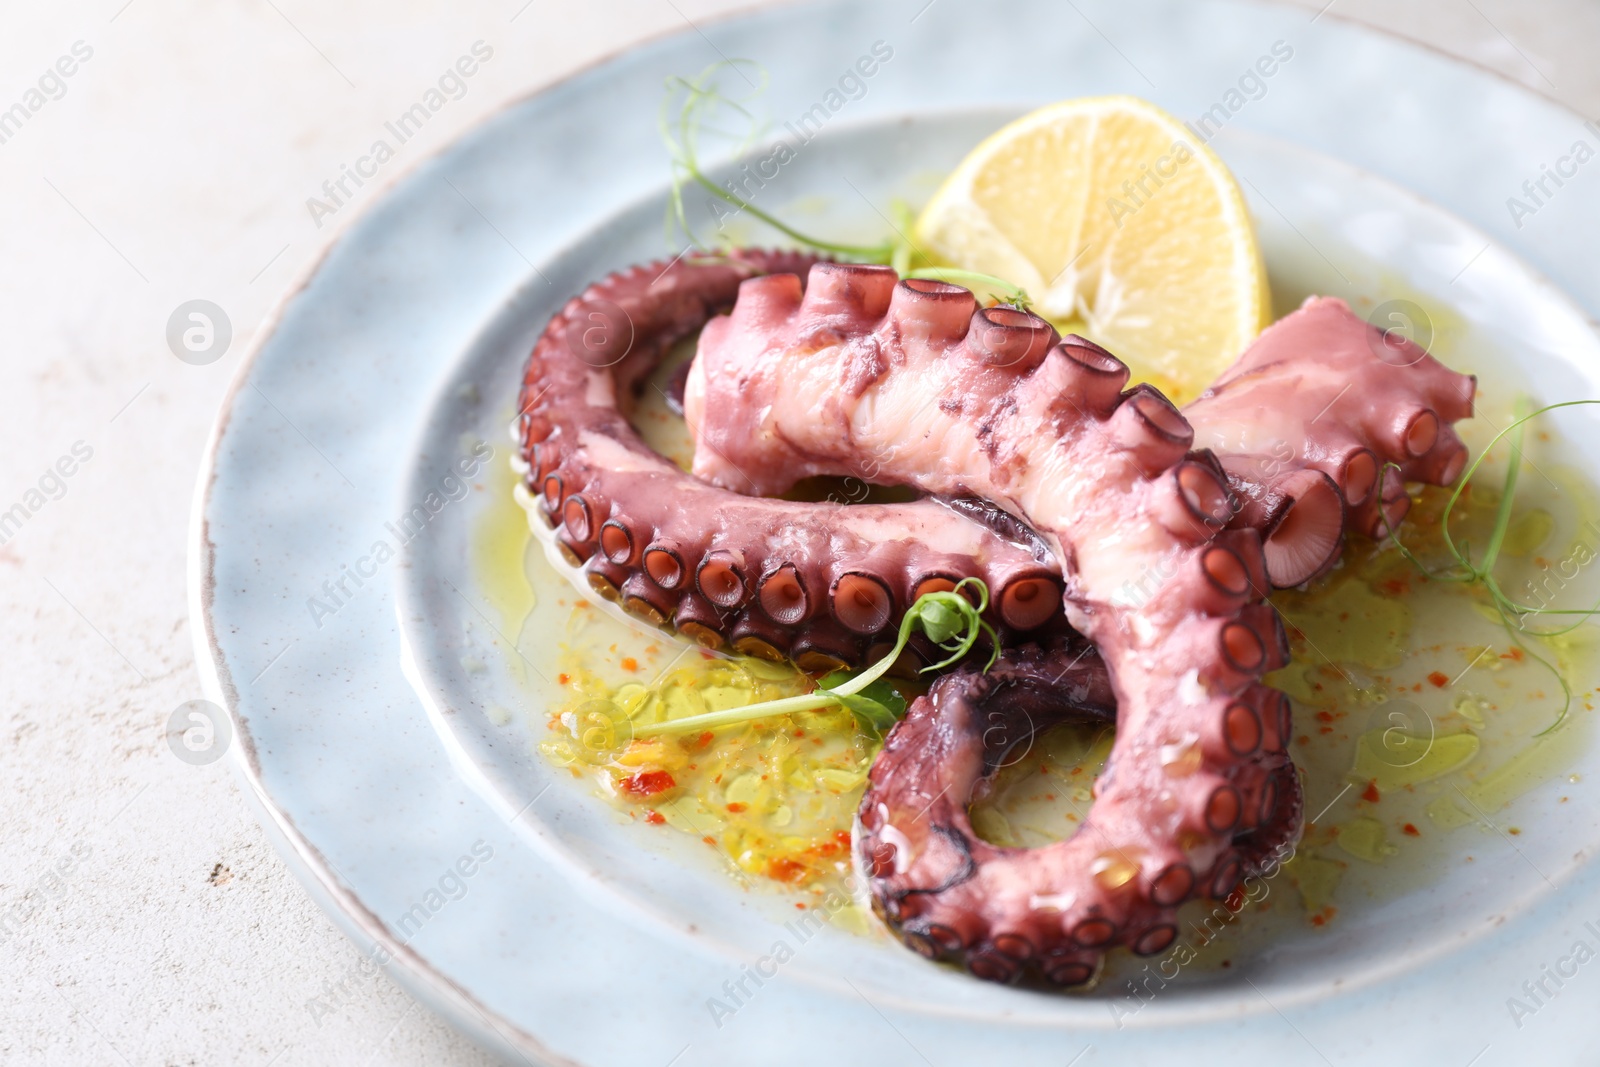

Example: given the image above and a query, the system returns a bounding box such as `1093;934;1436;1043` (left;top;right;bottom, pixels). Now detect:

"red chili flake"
702;836;715;845
1402;823;1420;837
834;829;851;848
644;811;666;825
795;902;808;910
767;857;806;882
726;802;747;813
693;731;715;750
1296;735;1310;746
620;657;639;672
1225;886;1247;911
557;673;571;685
1361;781;1380;804
619;770;675;798
1315;710;1336;723
1310;914;1327;927
1427;671;1449;688
1503;647;1525;663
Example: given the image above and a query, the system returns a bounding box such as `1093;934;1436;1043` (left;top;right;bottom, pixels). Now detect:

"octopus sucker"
1184;294;1477;552
519;250;1474;986
516;251;1088;665
680;261;1472;983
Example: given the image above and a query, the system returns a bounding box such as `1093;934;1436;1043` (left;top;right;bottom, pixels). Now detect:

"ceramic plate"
192;2;1600;1063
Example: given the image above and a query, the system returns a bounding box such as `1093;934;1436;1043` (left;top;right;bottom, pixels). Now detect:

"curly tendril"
658;60;1033;310
1379;399;1600;734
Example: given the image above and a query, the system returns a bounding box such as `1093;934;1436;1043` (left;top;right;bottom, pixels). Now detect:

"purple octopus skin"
1186;295;1476;565
515;251;1071;673
684;262;1476;983
516;255;1459;678
859;641;1301;986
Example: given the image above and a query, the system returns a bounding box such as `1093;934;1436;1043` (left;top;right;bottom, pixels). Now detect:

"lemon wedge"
914;95;1269;401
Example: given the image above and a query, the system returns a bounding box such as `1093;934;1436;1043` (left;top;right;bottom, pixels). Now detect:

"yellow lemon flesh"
914;95;1269;401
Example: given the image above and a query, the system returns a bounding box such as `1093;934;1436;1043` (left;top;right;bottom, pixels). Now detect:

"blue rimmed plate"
192;2;1600;1062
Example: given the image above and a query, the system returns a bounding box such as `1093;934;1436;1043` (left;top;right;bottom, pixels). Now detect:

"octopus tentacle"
1184;296;1476;565
853;644;1301;984
855;644;1119;979
522;254;1468;983
523;259;1472;663
516;252;1082;664
685;263;1466;983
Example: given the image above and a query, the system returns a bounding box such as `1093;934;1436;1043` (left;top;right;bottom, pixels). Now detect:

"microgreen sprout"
658;60;1033;310
633;578;999;740
1378;398;1600;734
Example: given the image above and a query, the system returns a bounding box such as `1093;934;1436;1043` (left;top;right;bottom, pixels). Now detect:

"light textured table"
2;1;1594;1063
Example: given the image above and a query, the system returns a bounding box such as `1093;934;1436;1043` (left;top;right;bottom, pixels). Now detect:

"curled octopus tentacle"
856;643;1301;985
521;258;1473;667
516;251;1072;670
685;262;1473;982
